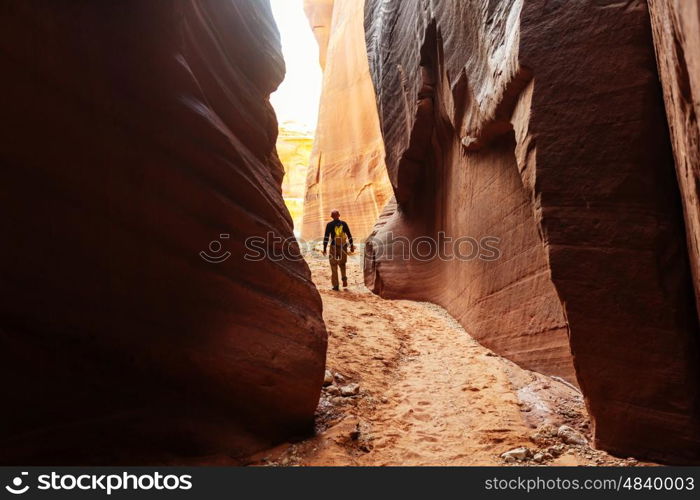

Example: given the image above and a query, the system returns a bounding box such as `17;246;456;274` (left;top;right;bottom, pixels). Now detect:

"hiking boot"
332;286;340;291
342;278;348;287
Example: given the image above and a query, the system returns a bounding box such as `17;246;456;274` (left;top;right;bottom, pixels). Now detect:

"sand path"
249;250;641;466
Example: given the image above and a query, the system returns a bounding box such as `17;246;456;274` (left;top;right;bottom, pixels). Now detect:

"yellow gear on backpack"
334;224;347;247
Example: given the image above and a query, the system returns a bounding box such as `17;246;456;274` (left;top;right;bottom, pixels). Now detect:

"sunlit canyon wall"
301;0;393;240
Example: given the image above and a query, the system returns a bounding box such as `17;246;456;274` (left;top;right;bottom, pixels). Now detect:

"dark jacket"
323;219;353;252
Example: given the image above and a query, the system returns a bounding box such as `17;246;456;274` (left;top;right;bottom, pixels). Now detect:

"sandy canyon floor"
247;248;647;466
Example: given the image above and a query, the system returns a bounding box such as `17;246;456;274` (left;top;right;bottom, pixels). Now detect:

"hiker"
322;209;354;291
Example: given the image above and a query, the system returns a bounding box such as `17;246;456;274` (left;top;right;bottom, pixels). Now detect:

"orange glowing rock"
277;122;314;231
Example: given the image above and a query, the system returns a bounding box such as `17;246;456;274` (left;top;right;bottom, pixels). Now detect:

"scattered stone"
340;383;360;397
501;447;531;461
380;396;389;404
331;397;344;405
326;385;340;396
533;424;558;439
533;453;544;463
557;425;588;446
323;370;334;386
334;373;346;383
548;444;566;457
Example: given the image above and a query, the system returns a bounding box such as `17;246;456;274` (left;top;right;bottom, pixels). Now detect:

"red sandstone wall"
0;0;326;464
364;0;700;463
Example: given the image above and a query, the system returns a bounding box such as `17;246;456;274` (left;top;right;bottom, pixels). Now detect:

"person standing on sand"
322;209;354;291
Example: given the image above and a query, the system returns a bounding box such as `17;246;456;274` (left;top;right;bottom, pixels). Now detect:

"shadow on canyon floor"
245;248;653;466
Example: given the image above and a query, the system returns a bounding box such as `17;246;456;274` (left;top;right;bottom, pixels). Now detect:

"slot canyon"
0;0;699;466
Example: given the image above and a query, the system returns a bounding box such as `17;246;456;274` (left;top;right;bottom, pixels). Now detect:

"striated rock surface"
364;0;700;463
648;0;700;320
301;0;393;240
0;0;326;464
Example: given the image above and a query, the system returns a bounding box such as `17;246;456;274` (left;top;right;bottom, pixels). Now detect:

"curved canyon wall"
0;0;326;464
301;0;393;240
364;0;700;463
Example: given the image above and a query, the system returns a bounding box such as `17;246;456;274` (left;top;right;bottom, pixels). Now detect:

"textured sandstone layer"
648;0;700;320
301;0;393;240
364;0;700;463
0;0;326;464
277;123;314;230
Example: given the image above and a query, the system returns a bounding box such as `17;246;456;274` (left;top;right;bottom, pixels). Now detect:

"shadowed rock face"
648;0;700;322
0;0;326;464
364;0;700;463
301;0;393;240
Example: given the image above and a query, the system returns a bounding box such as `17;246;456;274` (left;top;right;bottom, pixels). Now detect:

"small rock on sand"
532;424;558;440
557;425;588;446
323;370;334;386
340;383;360;397
501;447;531;461
548;444;566;457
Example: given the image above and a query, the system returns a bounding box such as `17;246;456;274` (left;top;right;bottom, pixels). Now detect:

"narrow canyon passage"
3;0;700;467
248;252;642;467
